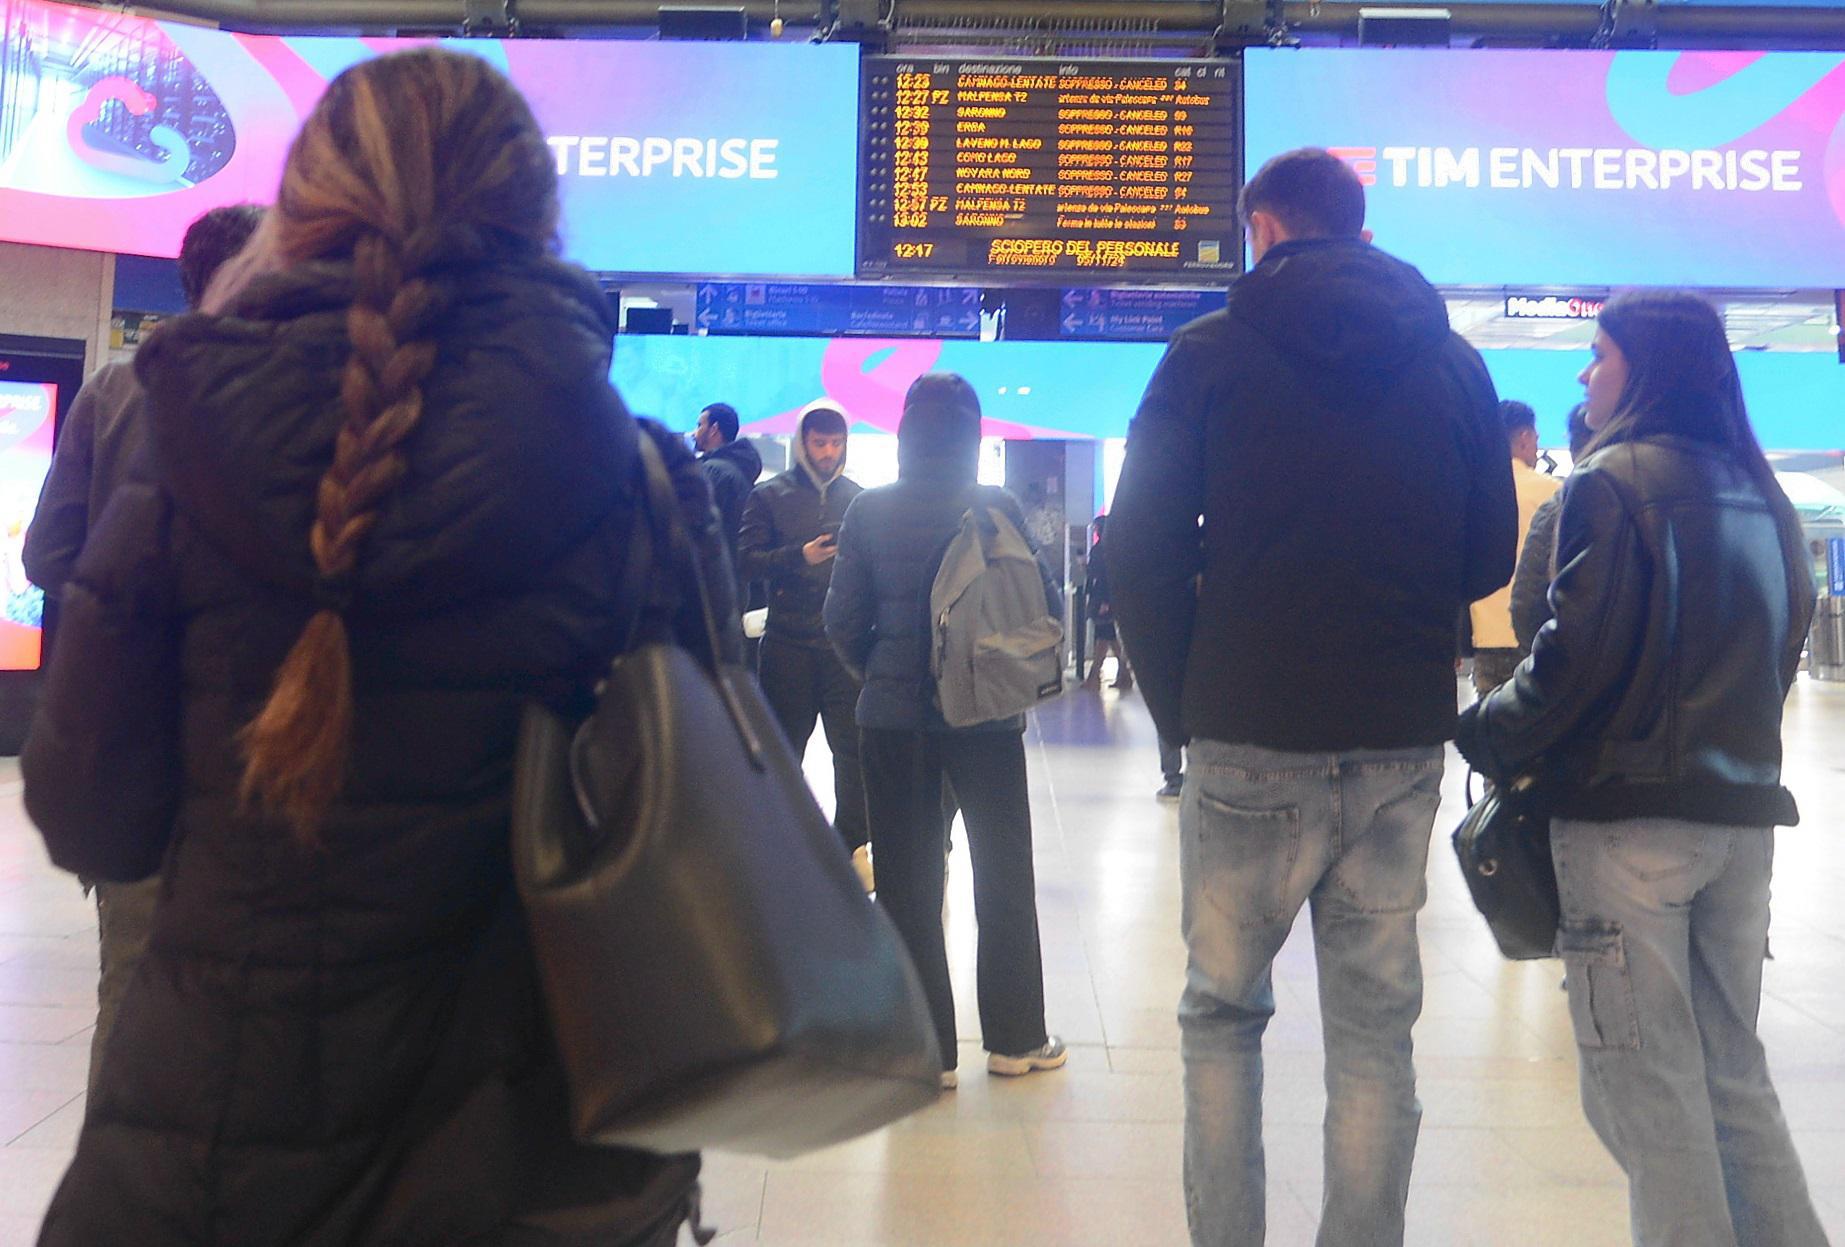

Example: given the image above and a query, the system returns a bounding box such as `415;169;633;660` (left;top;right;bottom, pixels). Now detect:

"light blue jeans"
1180;740;1444;1247
1552;818;1829;1247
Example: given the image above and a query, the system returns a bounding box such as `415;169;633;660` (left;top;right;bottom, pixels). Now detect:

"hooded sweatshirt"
736;400;863;647
1108;236;1518;751
824;375;1060;731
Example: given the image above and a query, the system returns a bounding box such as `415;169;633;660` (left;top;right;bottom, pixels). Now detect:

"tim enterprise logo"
1329;145;1805;193
545;136;782;179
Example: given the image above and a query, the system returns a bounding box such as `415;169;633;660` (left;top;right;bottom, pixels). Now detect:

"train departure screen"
858;57;1240;280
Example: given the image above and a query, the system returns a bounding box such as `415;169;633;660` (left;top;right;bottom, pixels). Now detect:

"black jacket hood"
705;436;763;486
135;254;635;619
1229;238;1451;395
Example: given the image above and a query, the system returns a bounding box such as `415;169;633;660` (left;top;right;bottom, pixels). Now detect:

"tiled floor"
2;678;1842;1246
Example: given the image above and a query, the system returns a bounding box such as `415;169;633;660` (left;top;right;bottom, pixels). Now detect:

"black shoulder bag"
512;434;941;1159
1451;772;1559;961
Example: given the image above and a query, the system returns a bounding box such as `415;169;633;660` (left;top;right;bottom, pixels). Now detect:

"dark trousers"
861;728;1049;1064
1159;736;1183;784
759;636;868;851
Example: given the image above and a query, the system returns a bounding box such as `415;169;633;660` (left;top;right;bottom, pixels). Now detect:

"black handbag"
1450;772;1559;961
511;432;942;1160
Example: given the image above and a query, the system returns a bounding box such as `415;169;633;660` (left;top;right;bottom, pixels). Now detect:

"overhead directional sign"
695;283;982;337
1057;287;1224;339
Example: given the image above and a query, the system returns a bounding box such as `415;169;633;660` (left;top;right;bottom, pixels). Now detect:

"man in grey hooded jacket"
738;400;869;866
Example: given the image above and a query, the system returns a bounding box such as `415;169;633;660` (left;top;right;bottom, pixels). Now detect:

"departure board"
858;57;1240;281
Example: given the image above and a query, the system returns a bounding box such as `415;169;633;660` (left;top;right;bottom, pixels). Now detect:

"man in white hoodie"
738;401;871;882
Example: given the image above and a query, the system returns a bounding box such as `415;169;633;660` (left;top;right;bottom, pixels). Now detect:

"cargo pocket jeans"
1551;818;1828;1247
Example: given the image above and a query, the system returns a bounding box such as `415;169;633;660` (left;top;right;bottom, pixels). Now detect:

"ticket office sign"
858;57;1241;281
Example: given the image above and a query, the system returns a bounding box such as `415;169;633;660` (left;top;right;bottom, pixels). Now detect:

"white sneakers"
939;1036;1069;1091
985;1036;1069;1077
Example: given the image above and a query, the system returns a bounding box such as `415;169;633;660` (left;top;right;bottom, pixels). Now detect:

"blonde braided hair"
238;49;559;837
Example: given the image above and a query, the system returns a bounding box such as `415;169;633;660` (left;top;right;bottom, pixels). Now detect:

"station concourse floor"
0;679;1842;1246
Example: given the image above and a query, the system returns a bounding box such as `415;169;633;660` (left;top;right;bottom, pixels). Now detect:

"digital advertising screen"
0;0;859;276
1244;49;1845;288
0;380;56;671
858;56;1240;281
612;334;1845;452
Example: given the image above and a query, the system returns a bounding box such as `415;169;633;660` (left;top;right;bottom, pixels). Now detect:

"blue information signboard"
1057;288;1225;340
695;283;981;337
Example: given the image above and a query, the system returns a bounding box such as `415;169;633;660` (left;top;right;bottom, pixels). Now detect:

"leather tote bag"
1450;773;1559;961
512;434;942;1159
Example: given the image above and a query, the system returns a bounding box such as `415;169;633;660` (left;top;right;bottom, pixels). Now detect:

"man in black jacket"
1109;149;1517;1246
22;203;264;1097
738;401;868;867
693;401;763;595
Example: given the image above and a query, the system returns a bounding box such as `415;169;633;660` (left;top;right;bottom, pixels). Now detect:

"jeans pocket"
1558;921;1640;1051
1602;826;1704;884
1328;765;1442;914
1192;791;1302;929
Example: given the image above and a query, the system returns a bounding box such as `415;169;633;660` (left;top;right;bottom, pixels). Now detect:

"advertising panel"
1244;49;1845;287
0;379;56;671
0;0;857;275
612;335;1845;451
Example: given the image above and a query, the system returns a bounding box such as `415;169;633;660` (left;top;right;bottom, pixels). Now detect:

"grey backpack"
930;505;1065;728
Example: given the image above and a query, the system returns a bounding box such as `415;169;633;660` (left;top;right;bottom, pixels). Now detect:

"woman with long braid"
22;50;723;1245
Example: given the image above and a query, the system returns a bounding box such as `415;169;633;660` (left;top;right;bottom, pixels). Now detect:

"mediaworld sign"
1245;49;1845;288
1504;293;1607;320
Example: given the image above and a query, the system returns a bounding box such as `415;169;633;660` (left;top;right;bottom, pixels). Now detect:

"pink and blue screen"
1244;48;1845;287
0;0;857;276
0;380;57;671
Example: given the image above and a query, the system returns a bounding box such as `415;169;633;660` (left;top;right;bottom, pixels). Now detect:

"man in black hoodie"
693;401;763;594
1109;149;1516;1246
738;401;868;868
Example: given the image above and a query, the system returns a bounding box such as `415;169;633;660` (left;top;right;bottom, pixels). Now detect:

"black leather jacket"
1457;435;1815;827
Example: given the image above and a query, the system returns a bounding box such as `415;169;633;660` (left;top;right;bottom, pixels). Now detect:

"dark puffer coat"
698;436;762;593
21;255;710;1246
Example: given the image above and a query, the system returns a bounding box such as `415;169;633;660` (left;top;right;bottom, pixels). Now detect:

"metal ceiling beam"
105;0;1845;42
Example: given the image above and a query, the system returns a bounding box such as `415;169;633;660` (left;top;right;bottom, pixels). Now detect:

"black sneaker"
1156;779;1183;803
